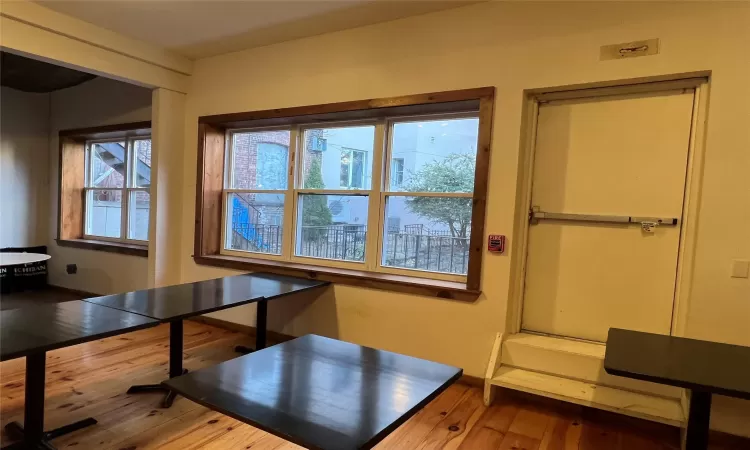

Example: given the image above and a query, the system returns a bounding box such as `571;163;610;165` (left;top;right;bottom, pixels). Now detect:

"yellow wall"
0;87;50;248
179;1;749;434
48;78;153;294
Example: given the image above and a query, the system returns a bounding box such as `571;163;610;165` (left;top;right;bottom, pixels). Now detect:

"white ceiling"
37;0;478;60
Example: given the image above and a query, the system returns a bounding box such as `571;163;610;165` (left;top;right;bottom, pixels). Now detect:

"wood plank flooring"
0;321;746;449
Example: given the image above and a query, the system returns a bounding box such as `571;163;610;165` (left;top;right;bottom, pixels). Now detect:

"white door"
522;89;695;342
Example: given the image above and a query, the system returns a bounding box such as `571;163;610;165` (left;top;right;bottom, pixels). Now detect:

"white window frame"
376;113;477;281
221;126;296;262
219;112;479;282
83;136;151;244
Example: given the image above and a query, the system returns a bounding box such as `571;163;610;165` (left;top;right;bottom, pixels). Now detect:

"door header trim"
534;77;706;103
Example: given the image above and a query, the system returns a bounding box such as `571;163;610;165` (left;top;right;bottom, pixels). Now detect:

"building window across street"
391;158;405;188
340;148;367;189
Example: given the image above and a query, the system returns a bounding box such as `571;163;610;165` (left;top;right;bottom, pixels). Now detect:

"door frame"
506;75;711;338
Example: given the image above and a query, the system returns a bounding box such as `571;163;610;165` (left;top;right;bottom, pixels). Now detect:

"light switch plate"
730;260;749;278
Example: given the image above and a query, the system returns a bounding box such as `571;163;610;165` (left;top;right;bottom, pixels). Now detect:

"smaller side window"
84;137;151;242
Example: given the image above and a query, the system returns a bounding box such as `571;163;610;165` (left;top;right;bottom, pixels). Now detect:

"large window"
58;122;151;256
222;115;480;279
196;88;493;296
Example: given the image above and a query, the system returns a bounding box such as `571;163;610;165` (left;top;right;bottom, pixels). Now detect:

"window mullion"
220;190;229;251
282;126;299;261
120;188;128;242
83;188;91;236
83;144;91;237
365;121;386;271
84;143;92;187
225;131;235;189
121;139;132;241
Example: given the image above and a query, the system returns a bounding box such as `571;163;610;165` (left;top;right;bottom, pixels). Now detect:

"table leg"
169;320;184;378
2;353;97;450
256;299;267;350
235;299;268;354
127;320;187;409
23;353;45;444
684;390;711;450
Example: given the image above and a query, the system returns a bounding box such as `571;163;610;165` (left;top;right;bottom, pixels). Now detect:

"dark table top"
1;300;158;361
164;334;462;450
604;328;750;399
83;273;328;322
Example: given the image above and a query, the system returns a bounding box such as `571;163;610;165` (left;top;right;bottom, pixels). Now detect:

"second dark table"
83;272;328;407
165;334;463;450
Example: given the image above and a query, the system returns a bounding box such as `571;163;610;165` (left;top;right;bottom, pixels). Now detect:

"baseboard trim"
460;374;484;387
189;315;295;345
48;284;100;299
191;315;484;388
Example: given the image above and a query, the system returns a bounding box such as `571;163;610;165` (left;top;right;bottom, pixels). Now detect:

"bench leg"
684;390;711;450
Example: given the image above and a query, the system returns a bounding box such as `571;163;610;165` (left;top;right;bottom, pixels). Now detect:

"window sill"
56;239;148;257
193;254;480;302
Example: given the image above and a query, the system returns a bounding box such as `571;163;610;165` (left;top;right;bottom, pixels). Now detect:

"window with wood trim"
195;88;494;295
84;137;151;242
58;122;151;256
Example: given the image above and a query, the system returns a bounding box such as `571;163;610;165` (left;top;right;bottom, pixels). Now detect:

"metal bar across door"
530;208;679;226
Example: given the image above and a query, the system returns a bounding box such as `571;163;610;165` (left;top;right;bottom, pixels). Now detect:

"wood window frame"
194;88;495;301
57;121;151;257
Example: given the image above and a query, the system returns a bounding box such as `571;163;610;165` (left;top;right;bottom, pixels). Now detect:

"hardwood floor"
0;321;746;449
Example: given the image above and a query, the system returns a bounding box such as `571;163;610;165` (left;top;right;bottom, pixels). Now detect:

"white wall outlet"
730;260;749;278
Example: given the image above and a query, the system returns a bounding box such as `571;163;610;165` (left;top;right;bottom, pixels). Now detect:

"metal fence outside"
383;232;469;275
298;225;367;262
230;223;470;275
231;224;283;254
